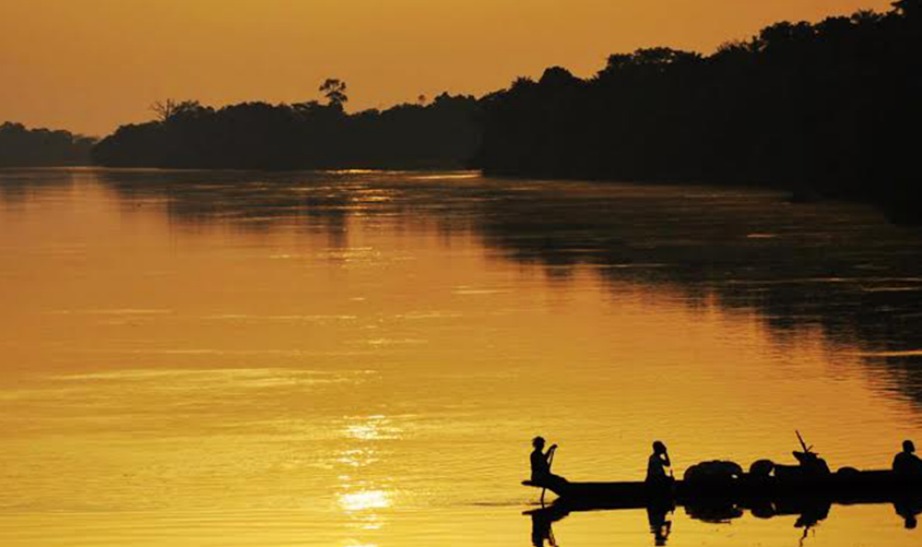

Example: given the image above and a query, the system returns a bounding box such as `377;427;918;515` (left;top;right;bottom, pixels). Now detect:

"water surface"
1;169;921;546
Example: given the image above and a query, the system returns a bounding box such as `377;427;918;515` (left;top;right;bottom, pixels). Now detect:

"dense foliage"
89;1;920;219
476;0;921;217
93;93;481;170
0;122;95;167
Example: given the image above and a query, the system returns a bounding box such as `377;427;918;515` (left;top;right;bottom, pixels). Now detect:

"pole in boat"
796;430;813;453
541;447;556;505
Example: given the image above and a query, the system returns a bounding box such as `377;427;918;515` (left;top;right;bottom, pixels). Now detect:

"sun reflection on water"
337;448;379;468
344;415;401;441
338;488;391;532
337;416;397;535
338;490;390;513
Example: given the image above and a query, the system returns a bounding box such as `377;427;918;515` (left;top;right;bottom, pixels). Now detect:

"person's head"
533;436;546;450
904;440;916;454
653;440;667;455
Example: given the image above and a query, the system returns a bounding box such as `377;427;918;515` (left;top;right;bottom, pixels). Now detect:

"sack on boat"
683;460;743;483
749;459;775;478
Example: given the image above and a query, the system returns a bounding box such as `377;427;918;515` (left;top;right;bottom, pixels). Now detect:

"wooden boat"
523;469;922;509
526;481;922;545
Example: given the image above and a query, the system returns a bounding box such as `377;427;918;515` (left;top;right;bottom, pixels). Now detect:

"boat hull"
524;470;922;509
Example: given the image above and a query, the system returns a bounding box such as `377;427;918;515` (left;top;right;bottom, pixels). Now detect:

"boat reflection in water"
527;496;922;546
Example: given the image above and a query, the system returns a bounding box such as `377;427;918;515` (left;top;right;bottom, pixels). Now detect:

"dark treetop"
474;0;921;222
0;122;96;167
88;1;919;220
92;93;481;171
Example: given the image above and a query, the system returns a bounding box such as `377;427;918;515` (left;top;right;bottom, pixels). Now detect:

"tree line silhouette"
92;80;480;170
5;2;918;220
475;0;920;221
0;122;95;167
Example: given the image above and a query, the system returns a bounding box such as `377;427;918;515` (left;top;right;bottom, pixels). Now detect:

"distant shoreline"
3;3;918;223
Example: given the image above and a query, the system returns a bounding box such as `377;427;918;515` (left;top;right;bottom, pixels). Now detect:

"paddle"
541;446;557;505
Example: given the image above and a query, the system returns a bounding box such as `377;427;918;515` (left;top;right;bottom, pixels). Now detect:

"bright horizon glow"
0;0;893;136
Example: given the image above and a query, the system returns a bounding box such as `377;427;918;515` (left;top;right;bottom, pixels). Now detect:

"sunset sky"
0;0;892;136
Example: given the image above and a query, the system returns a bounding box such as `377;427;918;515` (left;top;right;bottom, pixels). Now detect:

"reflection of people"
893;440;922;476
646;501;673;546
530;511;558;546
646;441;673;485
894;497;922;529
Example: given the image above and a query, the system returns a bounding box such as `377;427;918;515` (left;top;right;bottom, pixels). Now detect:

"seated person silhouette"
893;440;922;476
530;436;567;489
646;440;674;486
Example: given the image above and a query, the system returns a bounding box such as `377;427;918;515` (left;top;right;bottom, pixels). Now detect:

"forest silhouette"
476;0;920;221
0;123;95;167
3;1;918;220
92;86;481;171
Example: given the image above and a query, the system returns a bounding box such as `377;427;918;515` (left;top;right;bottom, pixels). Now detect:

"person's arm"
662;452;671;467
545;444;558;461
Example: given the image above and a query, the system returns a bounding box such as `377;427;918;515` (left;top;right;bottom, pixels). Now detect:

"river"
1;168;920;546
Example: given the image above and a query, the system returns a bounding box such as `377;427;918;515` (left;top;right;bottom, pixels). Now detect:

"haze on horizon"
0;0;892;136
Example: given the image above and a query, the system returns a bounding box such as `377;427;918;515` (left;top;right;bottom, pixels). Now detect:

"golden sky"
0;0;892;136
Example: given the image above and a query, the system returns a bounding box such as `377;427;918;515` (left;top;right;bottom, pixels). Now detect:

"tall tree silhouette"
319;79;348;110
